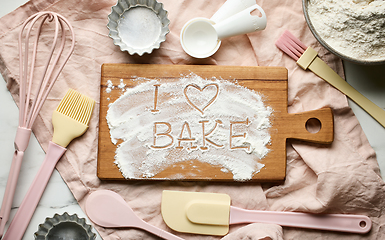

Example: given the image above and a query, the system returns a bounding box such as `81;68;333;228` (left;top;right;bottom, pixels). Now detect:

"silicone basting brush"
275;30;385;128
2;89;95;240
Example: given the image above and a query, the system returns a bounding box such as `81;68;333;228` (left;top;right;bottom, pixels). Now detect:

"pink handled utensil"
161;190;372;236
275;30;385;128
0;11;75;238
2;89;94;240
85;190;184;240
229;206;371;233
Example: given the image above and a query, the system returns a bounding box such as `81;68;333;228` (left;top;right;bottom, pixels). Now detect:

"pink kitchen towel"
0;0;384;239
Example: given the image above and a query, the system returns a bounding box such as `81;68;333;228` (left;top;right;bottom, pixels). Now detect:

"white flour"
118;79;126;90
106;74;273;181
106;80;114;93
117;7;162;48
307;0;385;61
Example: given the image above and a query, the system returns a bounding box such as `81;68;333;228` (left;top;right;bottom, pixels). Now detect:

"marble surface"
0;1;384;240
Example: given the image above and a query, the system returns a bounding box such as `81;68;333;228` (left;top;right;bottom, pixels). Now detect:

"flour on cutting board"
105;74;273;181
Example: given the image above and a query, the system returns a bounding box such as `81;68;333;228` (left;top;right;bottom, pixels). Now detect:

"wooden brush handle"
307;53;385;128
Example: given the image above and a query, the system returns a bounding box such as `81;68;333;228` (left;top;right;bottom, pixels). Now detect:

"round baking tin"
108;0;170;56
34;212;96;240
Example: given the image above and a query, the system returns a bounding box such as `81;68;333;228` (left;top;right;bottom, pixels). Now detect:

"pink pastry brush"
275;30;385;128
2;89;95;240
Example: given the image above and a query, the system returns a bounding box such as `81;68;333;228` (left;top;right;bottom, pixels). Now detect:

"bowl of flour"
303;0;385;65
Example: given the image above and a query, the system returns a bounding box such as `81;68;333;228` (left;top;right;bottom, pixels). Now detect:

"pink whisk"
0;11;75;237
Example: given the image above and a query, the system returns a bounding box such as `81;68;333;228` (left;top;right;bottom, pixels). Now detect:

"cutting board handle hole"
305;118;322;134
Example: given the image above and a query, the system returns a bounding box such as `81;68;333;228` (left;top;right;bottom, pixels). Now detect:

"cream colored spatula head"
161;190;231;236
161;190;372;236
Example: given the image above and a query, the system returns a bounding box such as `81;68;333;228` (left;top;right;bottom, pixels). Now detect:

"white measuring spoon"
180;4;267;58
85;190;184;240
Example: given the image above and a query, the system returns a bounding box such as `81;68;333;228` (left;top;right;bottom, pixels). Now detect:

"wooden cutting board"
97;64;333;181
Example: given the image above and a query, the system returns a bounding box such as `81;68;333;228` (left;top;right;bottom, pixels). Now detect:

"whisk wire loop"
18;11;75;129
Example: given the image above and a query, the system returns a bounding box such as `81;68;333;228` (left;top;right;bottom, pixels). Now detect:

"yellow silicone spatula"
161;190;372;236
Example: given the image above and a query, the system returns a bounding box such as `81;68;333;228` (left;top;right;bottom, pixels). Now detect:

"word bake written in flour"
106;74;273;180
149;83;252;151
151;118;251;151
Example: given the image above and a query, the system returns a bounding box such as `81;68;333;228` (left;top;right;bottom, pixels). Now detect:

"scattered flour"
307;0;385;61
106;80;114;93
106;74;273;181
118;79;126;90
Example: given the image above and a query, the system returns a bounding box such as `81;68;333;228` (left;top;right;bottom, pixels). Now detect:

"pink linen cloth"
0;0;384;239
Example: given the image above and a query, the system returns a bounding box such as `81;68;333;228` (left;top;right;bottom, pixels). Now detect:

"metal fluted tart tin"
108;0;170;56
34;212;96;240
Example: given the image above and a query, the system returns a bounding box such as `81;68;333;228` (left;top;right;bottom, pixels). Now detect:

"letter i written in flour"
151;84;160;113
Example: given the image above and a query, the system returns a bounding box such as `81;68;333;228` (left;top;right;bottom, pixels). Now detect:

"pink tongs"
0;12;75;237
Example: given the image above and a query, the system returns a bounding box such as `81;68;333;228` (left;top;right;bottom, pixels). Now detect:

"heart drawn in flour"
184;83;219;114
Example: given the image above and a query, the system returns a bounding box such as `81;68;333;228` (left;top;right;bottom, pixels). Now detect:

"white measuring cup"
211;0;257;23
180;3;267;58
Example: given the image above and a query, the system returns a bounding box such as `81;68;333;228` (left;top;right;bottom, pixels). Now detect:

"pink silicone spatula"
85;190;184;240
